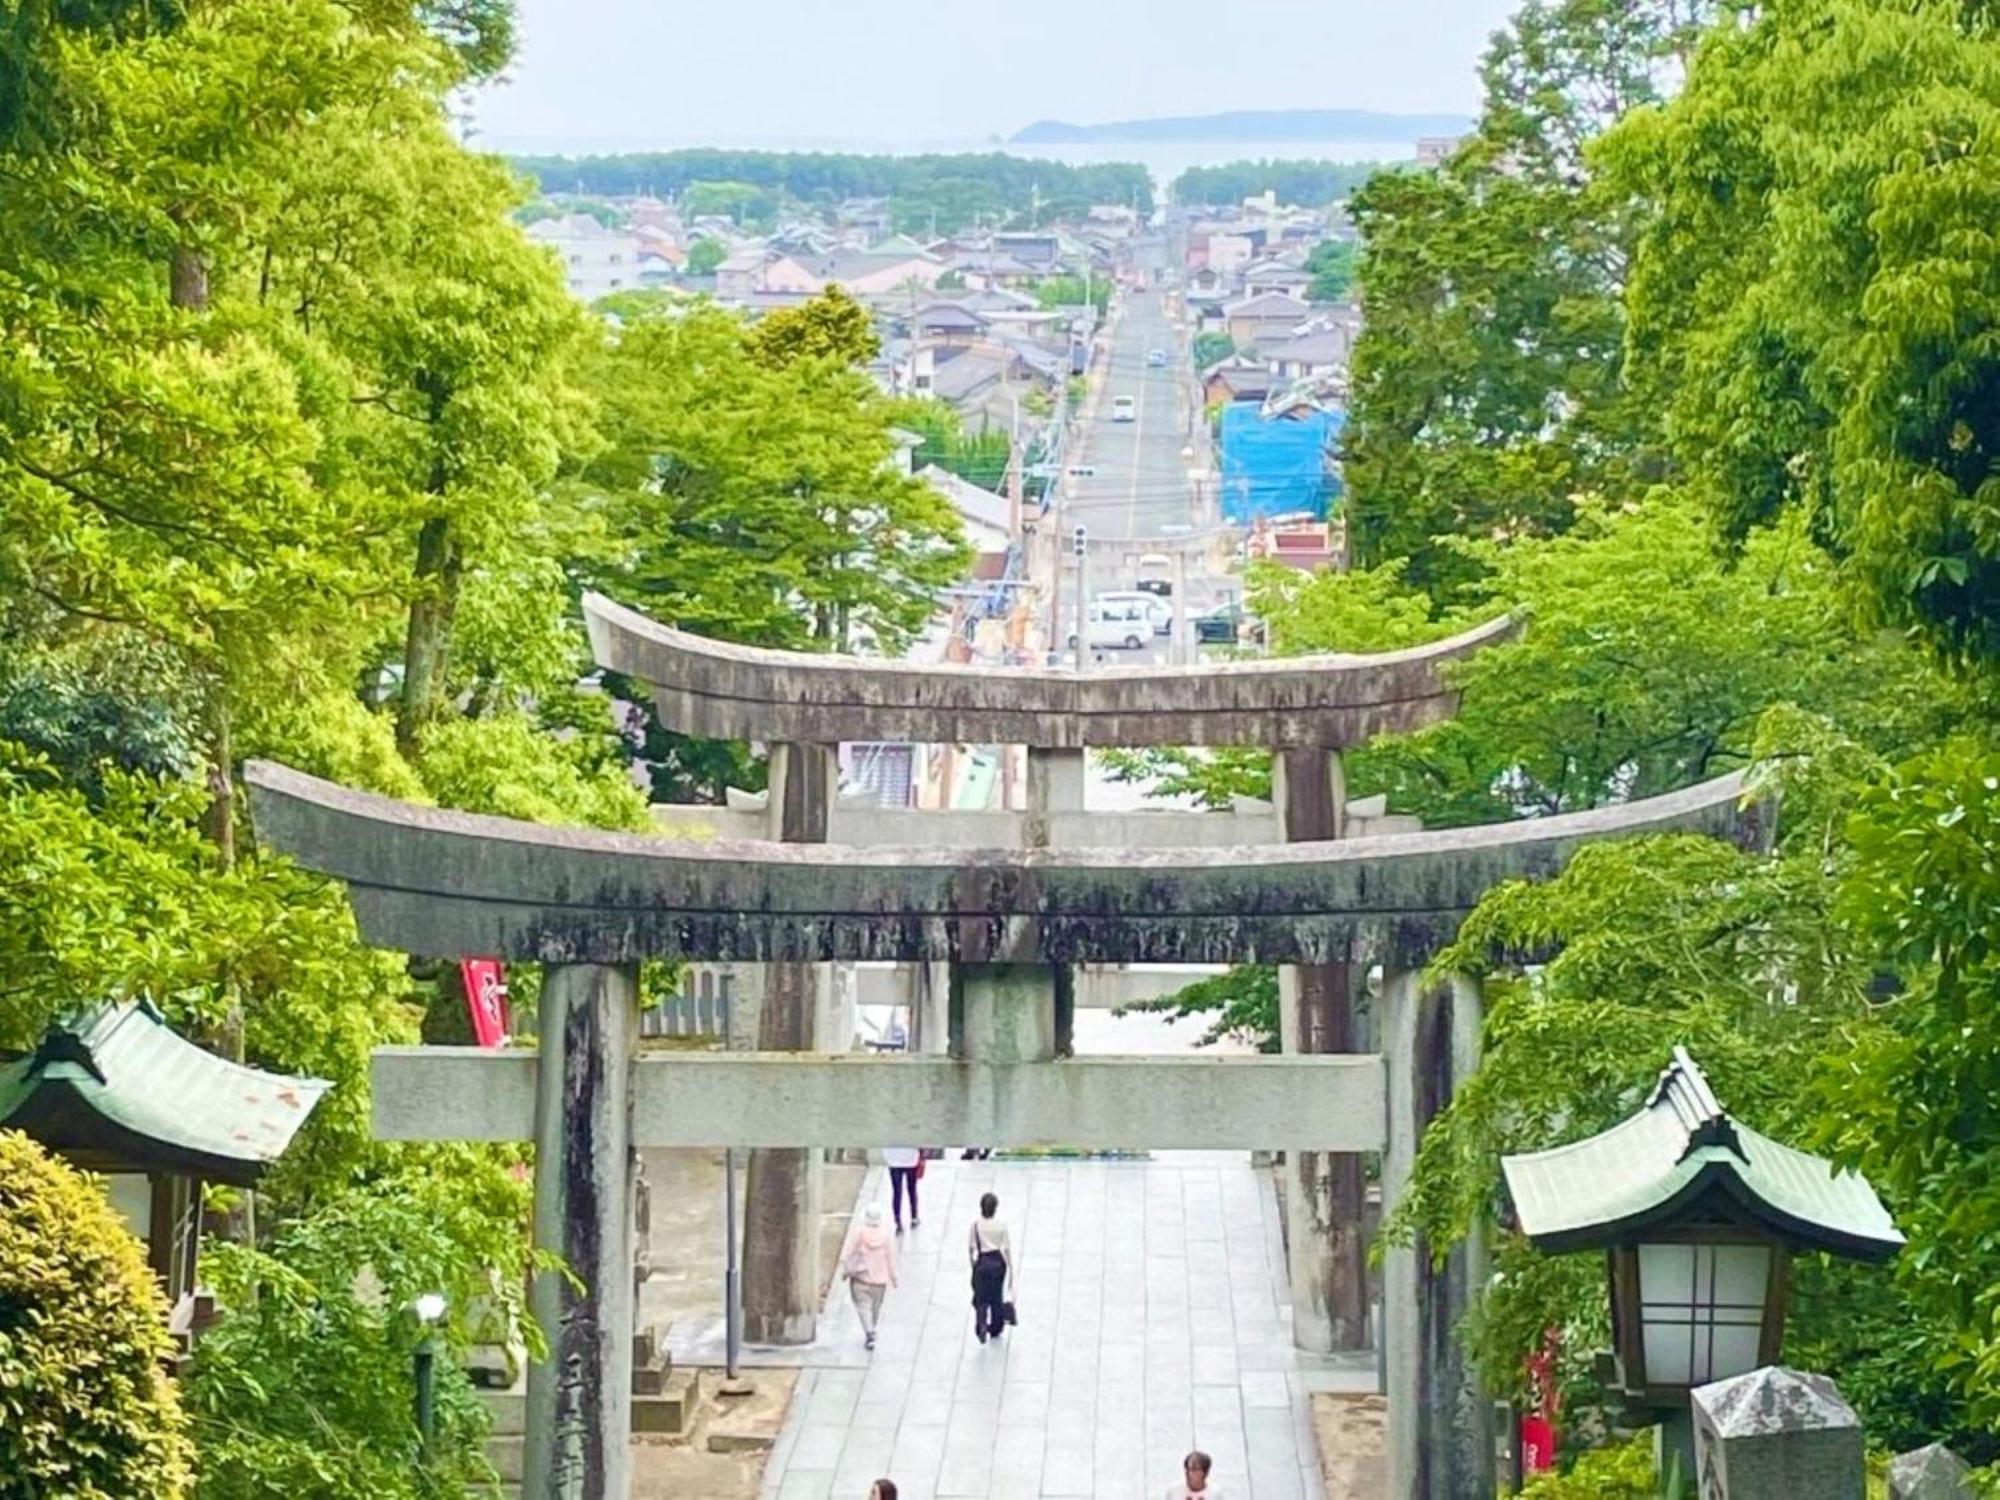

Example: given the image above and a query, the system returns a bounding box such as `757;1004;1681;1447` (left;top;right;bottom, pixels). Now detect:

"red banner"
1521;1415;1556;1474
459;959;509;1048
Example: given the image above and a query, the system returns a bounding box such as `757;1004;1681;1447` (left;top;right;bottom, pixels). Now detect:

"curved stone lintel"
246;761;1765;967
583;591;1519;748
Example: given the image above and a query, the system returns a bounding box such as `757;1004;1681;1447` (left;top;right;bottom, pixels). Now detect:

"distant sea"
477;132;1424;193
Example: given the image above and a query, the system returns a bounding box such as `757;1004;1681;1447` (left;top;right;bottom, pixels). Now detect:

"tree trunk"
397;515;462;757
201;684;235;871
170;242;208;311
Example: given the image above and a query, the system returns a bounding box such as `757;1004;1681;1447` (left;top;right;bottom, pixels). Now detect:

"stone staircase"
477;1334;707;1497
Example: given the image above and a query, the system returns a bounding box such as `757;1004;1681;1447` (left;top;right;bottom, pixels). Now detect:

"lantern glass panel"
1636;1241;1770;1386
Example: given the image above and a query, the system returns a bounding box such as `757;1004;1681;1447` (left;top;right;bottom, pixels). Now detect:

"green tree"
579;302;968;652
0;1129;195;1498
1034;273;1108;315
1604;0;2000;667
1171;159;1382;208
746;285;879;368
184;1160;535;1499
1192;332;1238;369
1341;0;1710;599
1303;239;1356;302
685;236;726;276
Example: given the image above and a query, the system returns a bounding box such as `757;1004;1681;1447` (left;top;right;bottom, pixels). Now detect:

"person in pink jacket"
840;1204;899;1350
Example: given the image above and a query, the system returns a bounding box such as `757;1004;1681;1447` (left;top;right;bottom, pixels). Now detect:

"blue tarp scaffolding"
1218;404;1343;523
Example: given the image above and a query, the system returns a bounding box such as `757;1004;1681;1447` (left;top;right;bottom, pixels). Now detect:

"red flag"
459;959;509;1048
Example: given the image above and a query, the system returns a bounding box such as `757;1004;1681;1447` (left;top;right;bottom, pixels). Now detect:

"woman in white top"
967;1190;1012;1343
883;1146;921;1231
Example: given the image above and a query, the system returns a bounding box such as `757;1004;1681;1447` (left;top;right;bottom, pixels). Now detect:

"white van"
1111;395;1137;422
1094;590;1173;636
1070;598;1151;651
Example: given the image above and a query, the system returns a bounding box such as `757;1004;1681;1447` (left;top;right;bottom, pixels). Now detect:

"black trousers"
889;1165;919;1226
971;1250;1007;1338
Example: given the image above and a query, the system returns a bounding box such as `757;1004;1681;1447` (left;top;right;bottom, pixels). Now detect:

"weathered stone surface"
1383;969;1493;1500
524;963;637;1500
1890;1443;1975;1499
371;1049;1389;1151
1692;1366;1863;1500
1273;745;1371;1355
245;762;1763;967
584;590;1518;748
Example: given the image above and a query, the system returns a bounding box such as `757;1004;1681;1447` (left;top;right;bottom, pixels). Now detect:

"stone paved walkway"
756;1151;1357;1500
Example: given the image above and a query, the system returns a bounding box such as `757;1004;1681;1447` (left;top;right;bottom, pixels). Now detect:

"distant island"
1011;109;1472;145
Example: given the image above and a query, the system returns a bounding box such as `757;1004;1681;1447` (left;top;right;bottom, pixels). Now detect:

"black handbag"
1001;1300;1018;1326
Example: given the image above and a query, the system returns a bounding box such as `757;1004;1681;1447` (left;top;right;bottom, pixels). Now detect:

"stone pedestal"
526;962;638;1500
1274;746;1371;1354
741;740;836;1346
1691;1367;1863;1500
1382;968;1492;1500
1890;1443;1974;1499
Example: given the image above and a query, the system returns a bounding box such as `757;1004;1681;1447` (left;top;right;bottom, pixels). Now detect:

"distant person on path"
840;1204;898;1351
967;1190;1013;1343
1167;1450;1217;1498
883;1146;921;1231
868;1481;898;1500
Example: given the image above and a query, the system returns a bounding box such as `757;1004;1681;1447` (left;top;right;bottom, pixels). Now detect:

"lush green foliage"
506;150;1154;232
746;286;879;368
1034;273;1108;315
0;1130;195;1498
577;301;968;652
685;236;726;276
184;1158;534;1499
1341;0;1708;598
1304;239;1357;302
1170;158;1382;207
1191;332;1238;369
889;398;1013;491
1605;0;2000;666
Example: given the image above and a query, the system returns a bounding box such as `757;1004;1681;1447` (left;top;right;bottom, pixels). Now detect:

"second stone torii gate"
585;591;1514;1356
246;758;1761;1500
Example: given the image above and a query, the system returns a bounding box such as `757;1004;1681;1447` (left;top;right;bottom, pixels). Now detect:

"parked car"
1134;552;1173;597
1094;590;1172;636
1069;599;1151;651
1111;395;1137;422
1192;600;1261;646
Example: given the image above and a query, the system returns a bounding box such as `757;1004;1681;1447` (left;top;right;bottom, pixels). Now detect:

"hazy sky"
473;0;1522;153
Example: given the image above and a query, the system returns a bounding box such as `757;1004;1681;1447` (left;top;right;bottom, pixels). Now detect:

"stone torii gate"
585;592;1512;1359
247;739;1759;1500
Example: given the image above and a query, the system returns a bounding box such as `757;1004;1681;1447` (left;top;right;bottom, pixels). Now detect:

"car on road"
1134;552;1173;597
1093;590;1172;636
1191;600;1262;646
1111;395;1137;422
1069;599;1152;652
1147;349;1167;367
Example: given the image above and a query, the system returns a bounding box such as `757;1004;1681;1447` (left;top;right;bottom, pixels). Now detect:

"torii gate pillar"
1274;746;1372;1354
525;961;639;1500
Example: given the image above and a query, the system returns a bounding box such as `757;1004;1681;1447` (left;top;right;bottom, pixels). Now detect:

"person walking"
1167;1449;1218;1498
967;1190;1012;1343
840;1204;898;1351
867;1481;898;1500
883;1146;921;1231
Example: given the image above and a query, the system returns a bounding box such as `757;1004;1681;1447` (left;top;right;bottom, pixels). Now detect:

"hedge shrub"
0;1129;193;1498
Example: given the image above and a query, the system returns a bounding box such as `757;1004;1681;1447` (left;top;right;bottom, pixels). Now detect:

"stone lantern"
1500;1049;1901;1467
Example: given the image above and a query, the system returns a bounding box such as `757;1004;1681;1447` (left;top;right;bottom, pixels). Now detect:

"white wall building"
524;213;644;303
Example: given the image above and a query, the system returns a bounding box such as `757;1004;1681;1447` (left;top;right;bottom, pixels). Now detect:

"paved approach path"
759;1151;1347;1500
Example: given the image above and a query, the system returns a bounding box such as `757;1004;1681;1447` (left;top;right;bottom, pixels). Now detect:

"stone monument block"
1890;1443;1975;1500
1691;1366;1863;1500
